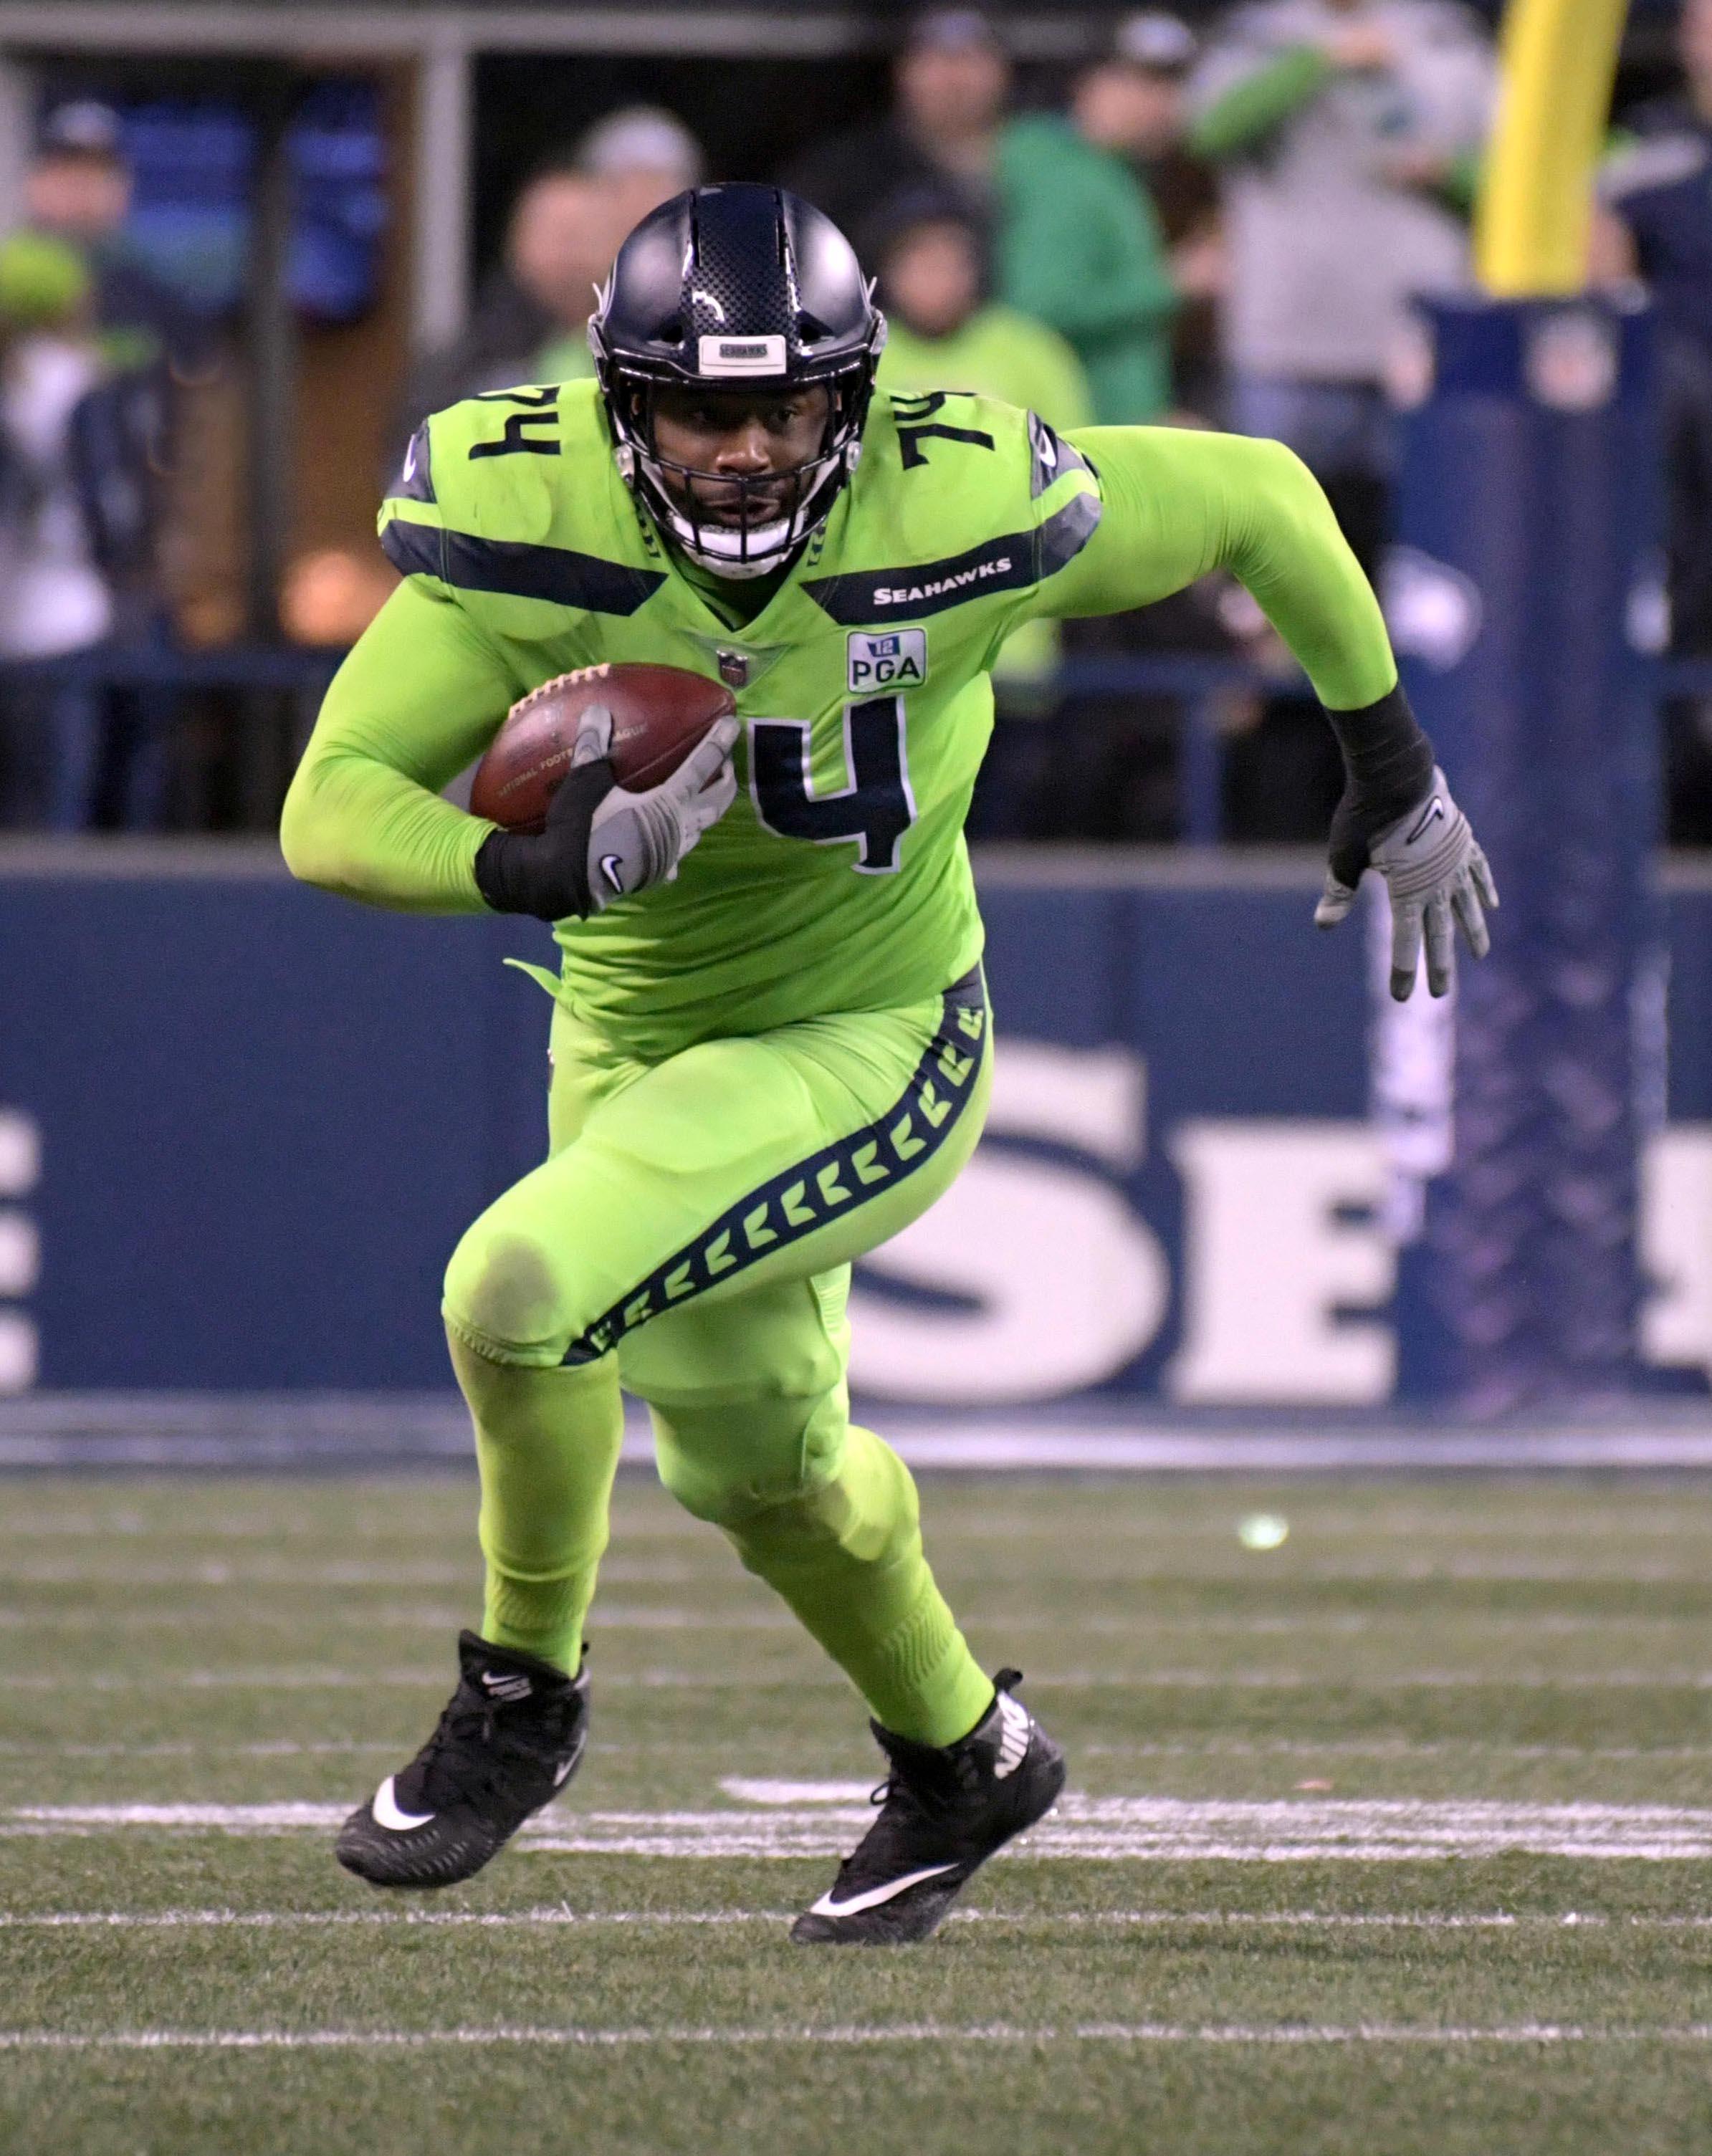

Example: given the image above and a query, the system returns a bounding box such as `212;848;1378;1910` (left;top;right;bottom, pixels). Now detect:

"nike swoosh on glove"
1315;767;1498;1000
583;709;740;909
474;704;740;922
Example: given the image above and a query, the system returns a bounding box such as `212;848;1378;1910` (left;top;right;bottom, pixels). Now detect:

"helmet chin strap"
670;514;797;580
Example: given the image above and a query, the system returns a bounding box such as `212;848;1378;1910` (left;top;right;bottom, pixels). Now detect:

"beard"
666;470;798;528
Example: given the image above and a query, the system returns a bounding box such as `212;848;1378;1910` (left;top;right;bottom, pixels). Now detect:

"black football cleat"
790;1669;1066;1945
335;1630;589;1889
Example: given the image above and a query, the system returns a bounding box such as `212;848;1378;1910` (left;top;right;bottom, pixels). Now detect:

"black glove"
1322;684;1438;892
1316;685;1498;999
474;703;740;924
474;754;615;921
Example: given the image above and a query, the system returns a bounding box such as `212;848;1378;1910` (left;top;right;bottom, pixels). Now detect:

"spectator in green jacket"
997;27;1181;424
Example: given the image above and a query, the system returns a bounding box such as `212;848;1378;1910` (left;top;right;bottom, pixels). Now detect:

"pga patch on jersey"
847;628;927;694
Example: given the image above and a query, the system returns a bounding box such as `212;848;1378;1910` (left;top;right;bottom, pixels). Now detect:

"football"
469;663;737;833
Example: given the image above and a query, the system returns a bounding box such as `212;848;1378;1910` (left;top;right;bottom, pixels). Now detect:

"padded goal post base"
1383;294;1666;1412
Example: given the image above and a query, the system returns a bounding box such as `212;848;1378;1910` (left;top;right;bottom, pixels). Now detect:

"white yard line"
1016;1616;1700;1635
0;1742;403;1759
1014;1670;1712;1689
1079;1741;1712;1760
0;1909;788;1930
0;1562;707;1587
3;2023;1712;2051
9;1798;1712;1861
2;1907;1703;1933
0;1608;795;1633
2;1738;1706;1765
0;1670;845;1692
0;1565;477;1588
0;1740;658;1759
1;1739;1705;1764
3;1667;1710;1692
6;1606;1708;1644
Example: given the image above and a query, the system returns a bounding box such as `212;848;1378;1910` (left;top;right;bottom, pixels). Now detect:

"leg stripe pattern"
562;969;987;1366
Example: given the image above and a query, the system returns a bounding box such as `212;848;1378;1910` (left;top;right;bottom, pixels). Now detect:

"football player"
282;184;1493;1942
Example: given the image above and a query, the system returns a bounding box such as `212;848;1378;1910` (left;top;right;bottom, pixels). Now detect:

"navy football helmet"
590;183;886;578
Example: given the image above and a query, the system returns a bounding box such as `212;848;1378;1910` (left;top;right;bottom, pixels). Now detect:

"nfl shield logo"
717;649;750;689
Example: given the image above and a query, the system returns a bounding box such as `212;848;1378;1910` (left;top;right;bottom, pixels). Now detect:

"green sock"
447;1328;624;1675
717;1422;994;1748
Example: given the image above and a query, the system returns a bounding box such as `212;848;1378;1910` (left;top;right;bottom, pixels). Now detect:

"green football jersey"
377;379;1097;1050
283;379;1397;1059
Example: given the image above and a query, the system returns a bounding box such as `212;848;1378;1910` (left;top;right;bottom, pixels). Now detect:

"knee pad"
651;1386;848;1529
443;1220;579;1366
654;1401;919;1585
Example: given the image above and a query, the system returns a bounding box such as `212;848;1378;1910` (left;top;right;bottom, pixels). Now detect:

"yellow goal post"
1473;0;1630;295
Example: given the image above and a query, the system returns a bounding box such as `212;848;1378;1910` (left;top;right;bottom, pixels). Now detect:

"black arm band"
472;758;613;921
1323;684;1436;887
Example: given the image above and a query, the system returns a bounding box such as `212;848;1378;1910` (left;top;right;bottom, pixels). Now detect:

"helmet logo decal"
698;334;788;377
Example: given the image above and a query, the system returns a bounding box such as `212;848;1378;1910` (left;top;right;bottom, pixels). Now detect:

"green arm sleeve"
279;577;517;913
1036;425;1397;711
1190;46;1331;160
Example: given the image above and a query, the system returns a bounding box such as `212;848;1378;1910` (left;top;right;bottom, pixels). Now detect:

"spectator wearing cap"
528;106;703;385
575;104;703;240
1187;0;1495;565
995;24;1183;425
27;101;202;373
783;10;1009;261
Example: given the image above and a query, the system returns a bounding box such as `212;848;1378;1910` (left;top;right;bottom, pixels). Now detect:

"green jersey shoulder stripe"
380;518;666;617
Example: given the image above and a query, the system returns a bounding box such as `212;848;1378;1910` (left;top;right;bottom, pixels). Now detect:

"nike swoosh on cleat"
599;853;625;893
370;1776;436;1833
808;1864;960;1919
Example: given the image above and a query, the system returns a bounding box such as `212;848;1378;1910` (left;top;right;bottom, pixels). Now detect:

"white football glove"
1314;767;1498;1000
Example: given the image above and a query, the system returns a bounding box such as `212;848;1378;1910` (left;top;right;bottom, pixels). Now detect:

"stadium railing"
6;647;1709;845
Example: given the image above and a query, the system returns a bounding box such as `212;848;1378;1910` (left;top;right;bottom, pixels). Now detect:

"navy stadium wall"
1;846;1708;1408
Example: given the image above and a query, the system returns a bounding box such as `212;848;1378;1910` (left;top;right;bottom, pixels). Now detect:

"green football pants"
440;966;995;1747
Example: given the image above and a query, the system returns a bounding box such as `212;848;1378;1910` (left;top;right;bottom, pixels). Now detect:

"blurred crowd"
1;1;1710;840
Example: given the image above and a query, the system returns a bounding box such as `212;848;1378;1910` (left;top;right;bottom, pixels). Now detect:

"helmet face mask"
590;185;886;579
611;375;865;578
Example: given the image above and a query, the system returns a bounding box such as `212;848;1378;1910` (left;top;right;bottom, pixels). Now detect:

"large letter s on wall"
848;1044;1169;1404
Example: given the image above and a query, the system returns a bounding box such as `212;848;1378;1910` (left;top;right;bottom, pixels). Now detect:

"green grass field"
2;1470;1711;2155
